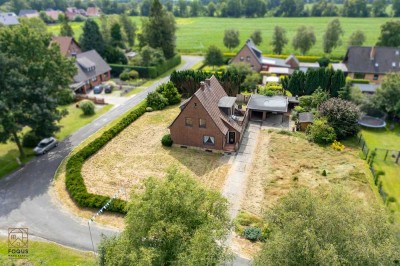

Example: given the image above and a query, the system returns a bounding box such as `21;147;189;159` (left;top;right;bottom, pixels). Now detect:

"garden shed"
297;112;314;131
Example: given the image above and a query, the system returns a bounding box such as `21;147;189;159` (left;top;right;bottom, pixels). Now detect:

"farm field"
48;16;394;57
361;124;400;223
81;105;231;200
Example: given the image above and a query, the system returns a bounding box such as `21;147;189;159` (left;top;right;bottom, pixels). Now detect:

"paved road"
0;55;251;265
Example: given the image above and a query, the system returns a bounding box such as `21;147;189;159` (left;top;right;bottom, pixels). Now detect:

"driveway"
0;56;203;251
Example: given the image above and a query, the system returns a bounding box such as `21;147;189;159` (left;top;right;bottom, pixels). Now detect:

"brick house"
169;76;248;152
87;7;101;17
231;39;319;73
71;50;111;93
51;36;81;56
341;46;400;84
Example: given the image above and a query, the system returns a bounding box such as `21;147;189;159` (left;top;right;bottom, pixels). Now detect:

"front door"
228;132;235;144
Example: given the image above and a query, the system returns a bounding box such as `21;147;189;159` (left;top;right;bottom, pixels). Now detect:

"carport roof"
247;95;288;113
218;96;236;108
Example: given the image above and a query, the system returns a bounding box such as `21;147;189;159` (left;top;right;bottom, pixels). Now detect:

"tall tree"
98;169;230;265
275;0;304;17
292;26;316;55
190;0;201;16
225;0;242;17
242;0;266;17
250;30;262;46
80;19;105;55
60;19;74;37
342;0;369;17
119;13;137;47
110;22;124;48
348;30;366;46
223;29;240;51
0;25;76;159
393;0;400;17
207;1;217;16
254;188;399;266
140;0;177;59
204;45;224;68
377;20;400;47
323;19;343;54
140;0;152;16
372;0;388;17
271;26;288;54
374;73;400;116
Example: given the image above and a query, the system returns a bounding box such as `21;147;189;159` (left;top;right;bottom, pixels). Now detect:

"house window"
393;62;396;67
373;74;379;80
194;103;197;107
375;63;379;67
354;73;365;79
199;119;206;128
240;56;244;61
185;117;193;127
203;136;215;145
246;56;250;61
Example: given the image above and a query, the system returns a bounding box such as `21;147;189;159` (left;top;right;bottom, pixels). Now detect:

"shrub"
128;70;139;80
319;98;360;139
146;107;153;112
22;131;41;148
322;169;327;176
119;71;130;81
244;227;262;242
331;140;345;151
161;134;173;147
306;119;336;144
318;56;330;67
65;102;147;213
146;92;168;110
57;88;75;105
156;82;181;105
80;100;95;116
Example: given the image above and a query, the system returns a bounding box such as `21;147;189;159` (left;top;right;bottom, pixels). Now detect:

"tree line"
3;0;400;18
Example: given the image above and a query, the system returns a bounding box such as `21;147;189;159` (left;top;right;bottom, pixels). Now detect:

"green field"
361;124;400;222
0;238;95;266
48;16;396;57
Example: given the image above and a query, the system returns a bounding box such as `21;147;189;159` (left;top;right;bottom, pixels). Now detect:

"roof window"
396;51;399;55
375;63;379;67
393;62;396;67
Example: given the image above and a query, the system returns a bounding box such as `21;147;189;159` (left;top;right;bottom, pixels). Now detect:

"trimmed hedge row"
348;78;370;84
65;101;148;214
110;55;181;79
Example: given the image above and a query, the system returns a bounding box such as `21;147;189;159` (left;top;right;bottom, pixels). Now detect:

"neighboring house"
51;36;81;56
71;50;111;94
342;46;400;84
0;12;19;25
231;39;319;74
65;7;86;20
297;112;314;131
169;76;248;152
86;7;101;17
18;9;39;18
45;9;63;21
352;83;380;94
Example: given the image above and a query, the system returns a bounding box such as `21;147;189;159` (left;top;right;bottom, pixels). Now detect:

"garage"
247;95;289;122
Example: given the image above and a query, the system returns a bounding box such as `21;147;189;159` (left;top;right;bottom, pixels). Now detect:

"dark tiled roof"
344;46;400;74
18;9;38;16
298;112;314;123
73;50;111;83
247;95;288;113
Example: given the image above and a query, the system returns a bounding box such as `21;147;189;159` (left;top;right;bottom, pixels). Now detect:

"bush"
322;169;327;176
146;107;153;112
349;78;370;84
156;82;181;105
22;131;41;148
146;92;168;110
161;134;173;147
57;88;75;105
128;70;139;80
318;56;330;67
331;140;345;151
306;119;337;144
244;227;262;242
119;71;130;81
319;98;360;139
80;100;95;116
65;102;147;214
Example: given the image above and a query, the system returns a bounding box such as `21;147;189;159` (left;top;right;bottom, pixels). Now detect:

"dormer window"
393;62;396;67
396;50;399;55
375;63;379;67
240;56;244;61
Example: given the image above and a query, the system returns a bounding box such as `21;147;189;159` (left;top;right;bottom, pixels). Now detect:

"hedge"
348;78;370;84
110;55;181;79
65;101;148;214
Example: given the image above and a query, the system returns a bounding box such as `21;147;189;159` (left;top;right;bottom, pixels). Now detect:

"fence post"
384;149;389;161
396;151;400;164
365;148;369;160
358;134;362;144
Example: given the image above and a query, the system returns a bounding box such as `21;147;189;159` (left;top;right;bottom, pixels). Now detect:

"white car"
33;137;58;155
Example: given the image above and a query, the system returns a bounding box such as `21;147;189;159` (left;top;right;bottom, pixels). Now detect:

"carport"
247;94;289;122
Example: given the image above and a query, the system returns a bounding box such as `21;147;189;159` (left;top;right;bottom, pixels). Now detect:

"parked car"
33;137;58;155
104;85;113;94
93;85;103;94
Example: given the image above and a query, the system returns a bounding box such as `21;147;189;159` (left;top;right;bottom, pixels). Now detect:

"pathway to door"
222;121;262;264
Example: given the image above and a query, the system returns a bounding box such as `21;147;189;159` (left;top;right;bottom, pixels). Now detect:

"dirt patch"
81;106;230;200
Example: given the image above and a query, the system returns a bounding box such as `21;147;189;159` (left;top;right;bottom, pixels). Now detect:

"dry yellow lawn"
82;106;230;199
242;131;377;217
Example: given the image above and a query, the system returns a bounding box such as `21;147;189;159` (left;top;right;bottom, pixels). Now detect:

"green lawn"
0;238;95;266
49;16;395;57
0;103;113;179
361;124;400;222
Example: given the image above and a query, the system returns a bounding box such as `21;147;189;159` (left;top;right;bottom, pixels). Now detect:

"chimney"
200;81;205;91
370;46;376;61
204;78;211;87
